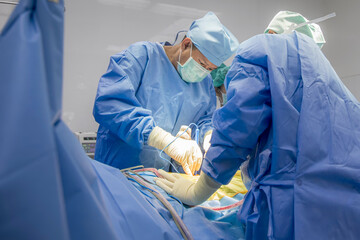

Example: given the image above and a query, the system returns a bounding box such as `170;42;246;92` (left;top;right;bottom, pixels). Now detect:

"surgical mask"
177;43;210;83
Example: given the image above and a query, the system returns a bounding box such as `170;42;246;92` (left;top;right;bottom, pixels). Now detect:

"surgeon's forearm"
147;126;174;150
186;172;221;206
94;100;156;148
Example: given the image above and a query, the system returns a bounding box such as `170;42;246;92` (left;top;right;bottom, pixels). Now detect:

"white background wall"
1;0;359;132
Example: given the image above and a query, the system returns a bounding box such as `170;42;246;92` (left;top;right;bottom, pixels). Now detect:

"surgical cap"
211;63;230;87
265;11;326;48
187;12;239;66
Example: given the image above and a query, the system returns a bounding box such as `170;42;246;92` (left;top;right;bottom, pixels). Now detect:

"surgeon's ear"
181;37;192;50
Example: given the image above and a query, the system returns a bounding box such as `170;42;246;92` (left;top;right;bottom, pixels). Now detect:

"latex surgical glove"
203;130;212;154
155;169;221;206
175;125;192;140
148;126;202;176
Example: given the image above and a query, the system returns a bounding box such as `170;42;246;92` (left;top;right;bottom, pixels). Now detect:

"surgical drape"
202;32;360;239
0;1;187;239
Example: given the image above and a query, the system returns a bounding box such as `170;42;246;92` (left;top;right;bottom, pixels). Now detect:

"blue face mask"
177;43;210;83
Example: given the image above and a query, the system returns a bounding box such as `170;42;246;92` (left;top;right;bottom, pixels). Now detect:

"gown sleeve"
93;44;156;149
202;57;272;184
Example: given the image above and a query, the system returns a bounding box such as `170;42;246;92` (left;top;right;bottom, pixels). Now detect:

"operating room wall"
321;0;360;101
1;0;359;132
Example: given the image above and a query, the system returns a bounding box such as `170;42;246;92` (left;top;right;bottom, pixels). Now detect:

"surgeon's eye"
199;60;208;69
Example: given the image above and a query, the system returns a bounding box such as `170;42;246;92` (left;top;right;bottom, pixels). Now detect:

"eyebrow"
198;59;215;71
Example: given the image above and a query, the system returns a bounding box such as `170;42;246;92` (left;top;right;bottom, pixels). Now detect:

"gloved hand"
155;169;221;206
203;130;212;154
148;126;202;176
175;125;192;140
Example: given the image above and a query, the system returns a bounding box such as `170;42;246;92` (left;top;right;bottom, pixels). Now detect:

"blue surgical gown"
93;42;216;170
202;32;360;239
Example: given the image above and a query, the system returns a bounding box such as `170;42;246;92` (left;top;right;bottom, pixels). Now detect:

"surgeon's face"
179;38;218;71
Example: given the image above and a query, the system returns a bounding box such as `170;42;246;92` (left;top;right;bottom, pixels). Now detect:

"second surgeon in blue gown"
93;12;239;174
156;11;360;239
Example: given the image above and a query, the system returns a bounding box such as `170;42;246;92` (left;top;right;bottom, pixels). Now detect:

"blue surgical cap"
186;12;239;67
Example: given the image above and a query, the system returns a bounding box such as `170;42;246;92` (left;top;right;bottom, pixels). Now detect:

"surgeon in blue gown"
93;12;239;175
156;11;360;239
